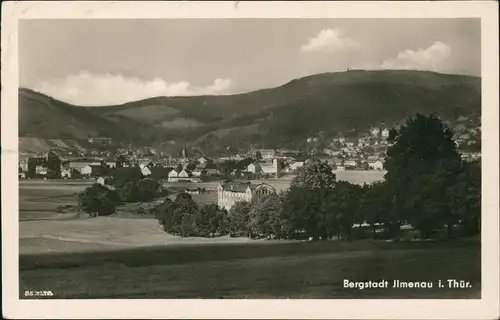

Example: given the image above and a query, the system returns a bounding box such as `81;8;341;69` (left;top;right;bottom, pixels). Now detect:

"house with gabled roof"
247;162;262;174
217;181;276;211
369;160;385;170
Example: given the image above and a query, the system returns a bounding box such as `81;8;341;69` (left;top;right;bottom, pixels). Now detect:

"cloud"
354;41;452;72
300;28;359;53
33;71;233;106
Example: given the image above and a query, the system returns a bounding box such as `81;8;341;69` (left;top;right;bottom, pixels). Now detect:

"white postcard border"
1;1;498;319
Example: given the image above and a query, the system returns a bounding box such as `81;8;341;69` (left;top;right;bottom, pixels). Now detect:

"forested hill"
19;70;481;151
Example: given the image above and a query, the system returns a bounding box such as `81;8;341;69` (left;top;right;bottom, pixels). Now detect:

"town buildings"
258;149;276;160
368;160;385;170
87;137;113;145
247;159;282;177
167;169;201;183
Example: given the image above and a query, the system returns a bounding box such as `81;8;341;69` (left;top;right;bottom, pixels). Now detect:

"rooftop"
220;181;253;193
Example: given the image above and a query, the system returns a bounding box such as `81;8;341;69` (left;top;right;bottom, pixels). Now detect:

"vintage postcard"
1;1;499;319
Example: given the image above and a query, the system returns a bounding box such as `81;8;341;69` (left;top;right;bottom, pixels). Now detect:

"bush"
78;183;119;217
118;178;164;202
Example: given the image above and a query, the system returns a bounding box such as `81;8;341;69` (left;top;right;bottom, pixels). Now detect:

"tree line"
78;175;166;217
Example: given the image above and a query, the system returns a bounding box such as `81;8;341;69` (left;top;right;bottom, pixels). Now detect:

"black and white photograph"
2;1;499;319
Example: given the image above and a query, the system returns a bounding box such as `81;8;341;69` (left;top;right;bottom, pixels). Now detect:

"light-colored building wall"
19;160;29;172
259;149;276;160
381;128;390;138
61;168;72;178
247;163;258;173
35;166;47;175
217;185;252;211
168;170;178;182
141;166;152;176
368;160;384;170
217;183;276;211
290;161;305;171
81;165;92;176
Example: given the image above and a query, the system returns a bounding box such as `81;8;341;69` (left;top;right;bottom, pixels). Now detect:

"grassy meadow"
19;180;91;221
20;239;480;299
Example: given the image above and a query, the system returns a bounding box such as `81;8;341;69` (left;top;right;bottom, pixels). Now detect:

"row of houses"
19;150;387;181
282;157;385;172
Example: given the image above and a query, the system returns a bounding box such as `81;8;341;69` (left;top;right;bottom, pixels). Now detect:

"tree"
195;204;226;237
385;114;460;182
281;185;327;240
281;158;339;240
186;162;197;171
154;198;175;232
358;183;392;239
78;183;119;217
291;159;336;189
248;194;283;239
384;114;462;239
112;167;143;187
331;181;363;239
27;157;41;178
361;161;369;171
116;154;127;168
388;128;398;143
446;161;481;237
255;151;262;161
226;201;252;237
403;159;463;239
171;193;198;237
135;178;162;202
117;178;163;202
46;150;61;179
118;181;137;202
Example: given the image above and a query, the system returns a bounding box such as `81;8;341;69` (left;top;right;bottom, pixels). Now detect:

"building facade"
217;181;276;211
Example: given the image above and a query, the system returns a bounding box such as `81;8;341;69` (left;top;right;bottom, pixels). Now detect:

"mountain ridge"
19;70;481;153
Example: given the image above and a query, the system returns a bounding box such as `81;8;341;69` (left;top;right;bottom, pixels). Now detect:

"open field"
19;180;91;221
20;216;254;254
163;180;220;191
20;239;480;299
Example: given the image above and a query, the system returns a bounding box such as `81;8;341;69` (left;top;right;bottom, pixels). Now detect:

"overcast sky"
19;18;480;106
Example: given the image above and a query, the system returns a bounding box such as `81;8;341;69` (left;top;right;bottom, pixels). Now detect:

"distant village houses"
87;137;113;145
167;169;201;183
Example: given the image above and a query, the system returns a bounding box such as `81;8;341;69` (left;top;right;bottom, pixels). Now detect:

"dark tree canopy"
46;150;62;179
385;113;460;183
78;183;119;216
292;159;336;189
383;114;473;238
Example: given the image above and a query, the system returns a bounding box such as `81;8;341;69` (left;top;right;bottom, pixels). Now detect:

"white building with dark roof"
217;181;276;211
